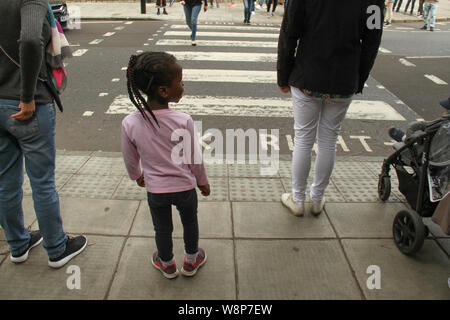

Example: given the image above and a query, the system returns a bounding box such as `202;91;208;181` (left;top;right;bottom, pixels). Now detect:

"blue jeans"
147;189;198;262
0;99;67;259
243;0;252;21
423;2;437;27
184;5;202;41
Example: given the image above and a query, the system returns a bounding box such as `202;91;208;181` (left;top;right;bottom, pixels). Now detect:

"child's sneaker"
10;230;43;263
151;252;179;279
180;248;207;277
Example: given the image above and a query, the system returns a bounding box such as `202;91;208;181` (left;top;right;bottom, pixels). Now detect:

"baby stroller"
377;114;450;255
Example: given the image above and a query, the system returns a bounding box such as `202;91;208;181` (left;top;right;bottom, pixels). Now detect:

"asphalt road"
56;20;450;158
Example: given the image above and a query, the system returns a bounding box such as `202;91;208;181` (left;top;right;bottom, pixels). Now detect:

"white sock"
185;252;198;264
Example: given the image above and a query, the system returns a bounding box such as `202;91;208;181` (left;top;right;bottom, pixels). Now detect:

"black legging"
267;0;278;12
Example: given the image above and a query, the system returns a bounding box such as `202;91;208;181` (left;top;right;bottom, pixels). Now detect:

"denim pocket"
6;114;40;137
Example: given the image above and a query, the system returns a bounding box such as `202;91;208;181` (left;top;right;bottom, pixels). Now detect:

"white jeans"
291;87;352;203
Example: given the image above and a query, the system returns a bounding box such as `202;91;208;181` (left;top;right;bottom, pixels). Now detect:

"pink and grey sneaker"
151;252;179;279
180;248;207;277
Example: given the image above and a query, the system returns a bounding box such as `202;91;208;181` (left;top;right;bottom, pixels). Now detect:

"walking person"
0;0;87;268
393;0;403;11
156;0;168;15
243;0;253;24
181;0;208;46
417;0;425;15
123;52;210;279
277;0;383;216
385;0;395;25
421;0;439;31
266;0;278;17
404;0;416;14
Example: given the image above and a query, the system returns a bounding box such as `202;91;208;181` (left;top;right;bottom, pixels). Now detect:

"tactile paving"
197;177;229;201
58;174;123;199
332;177;401;203
229;178;284;201
78;157;127;176
112;176;147;200
228;163;279;178
204;163;228;177
23;173;73;196
331;161;378;179
281;177;346;202
55;155;90;174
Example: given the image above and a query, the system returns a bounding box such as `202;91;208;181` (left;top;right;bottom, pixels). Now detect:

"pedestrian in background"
0;0;87;268
417;0;425;15
404;0;416;14
123;52;210;279
421;0;439;31
156;0;168;14
393;0;403;11
243;0;253;24
266;0;278;17
181;0;208;46
277;0;383;216
385;0;395;25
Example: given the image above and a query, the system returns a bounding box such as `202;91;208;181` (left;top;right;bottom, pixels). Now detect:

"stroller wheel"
392;209;426;255
378;175;391;201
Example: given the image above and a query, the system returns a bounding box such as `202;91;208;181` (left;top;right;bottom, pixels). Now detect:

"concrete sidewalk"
67;0;450;24
0;152;449;300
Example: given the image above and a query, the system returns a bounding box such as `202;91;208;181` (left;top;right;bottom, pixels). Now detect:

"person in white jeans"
291;88;352;205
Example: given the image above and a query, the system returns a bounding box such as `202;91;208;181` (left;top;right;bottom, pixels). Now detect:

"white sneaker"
281;193;305;217
311;198;325;216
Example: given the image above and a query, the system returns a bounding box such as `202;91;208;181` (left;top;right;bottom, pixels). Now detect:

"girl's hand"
11;100;35;121
198;184;210;196
180;0;185;5
204;5;208;12
136;174;145;187
278;86;290;93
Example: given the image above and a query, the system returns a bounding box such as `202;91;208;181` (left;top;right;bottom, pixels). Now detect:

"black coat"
277;0;384;95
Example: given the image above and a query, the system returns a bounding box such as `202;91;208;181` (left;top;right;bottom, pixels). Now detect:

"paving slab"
55;155;90;174
197;177;229;201
326;202;409;238
0;235;124;300
341;239;450;300
35;197;140;236
232;202;336;239
236;239;363;300
229;178;284;201
78;156;128;176
435;239;450;256
58;174;124;199
332;177;402;202
130;201;232;238
107;238;235;300
112;177;147;200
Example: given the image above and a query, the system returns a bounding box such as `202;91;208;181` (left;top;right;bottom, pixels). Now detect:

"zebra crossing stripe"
183;69;276;83
168;51;277;62
106;95;406;121
164;31;279;39
156;39;278;48
170;24;280;31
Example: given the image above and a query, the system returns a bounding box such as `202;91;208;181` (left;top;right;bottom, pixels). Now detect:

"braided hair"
126;52;179;127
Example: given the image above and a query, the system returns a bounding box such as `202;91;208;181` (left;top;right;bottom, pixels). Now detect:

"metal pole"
141;0;146;14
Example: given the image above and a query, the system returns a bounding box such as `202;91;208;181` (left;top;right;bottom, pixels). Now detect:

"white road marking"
156;39;278;48
350;136;373;152
89;39;104;45
399;58;416;67
121;67;128;70
395;27;414;30
103;32;116;37
111;78;120;82
379;47;392;53
106;95;406;121
114;26;125;30
72;49;88;57
164;31;279;38
183;69;276;83
376;85;385;89
124;21;133;25
406;55;450;59
99;93;109;97
424;74;448;85
83;111;94;116
170;24;280;31
168;51;277;62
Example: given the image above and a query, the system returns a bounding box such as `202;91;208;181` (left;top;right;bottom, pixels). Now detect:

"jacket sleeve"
19;0;48;103
121;119;142;181
357;0;384;93
186;117;209;187
277;0;304;87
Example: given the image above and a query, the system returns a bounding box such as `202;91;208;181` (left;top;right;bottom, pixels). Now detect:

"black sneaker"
388;127;406;142
430;27;434;31
48;235;87;269
10;230;43;263
163;9;168;15
420;25;427;30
